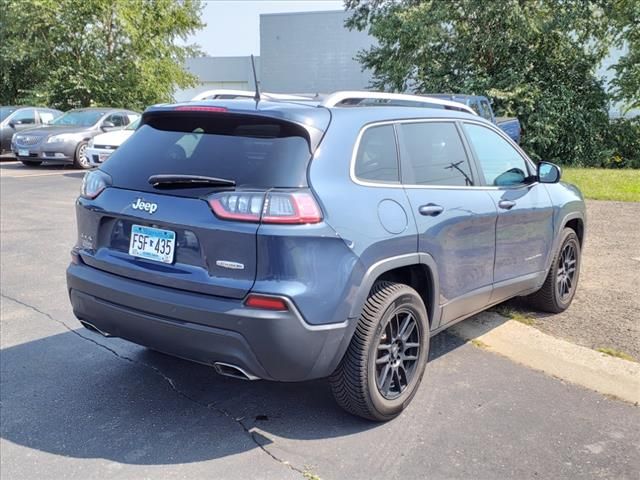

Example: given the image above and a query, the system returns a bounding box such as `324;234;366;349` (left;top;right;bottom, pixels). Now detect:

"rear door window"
354;124;399;183
102;113;313;196
398;122;474;186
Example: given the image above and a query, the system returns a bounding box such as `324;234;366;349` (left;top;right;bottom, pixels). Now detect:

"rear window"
101;113;312;195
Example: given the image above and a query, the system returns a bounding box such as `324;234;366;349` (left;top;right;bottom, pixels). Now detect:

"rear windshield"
102;113;312;195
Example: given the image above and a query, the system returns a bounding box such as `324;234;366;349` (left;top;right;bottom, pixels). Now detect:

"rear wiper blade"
148;174;236;188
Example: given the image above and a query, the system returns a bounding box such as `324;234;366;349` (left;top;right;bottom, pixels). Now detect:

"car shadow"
0;327;465;465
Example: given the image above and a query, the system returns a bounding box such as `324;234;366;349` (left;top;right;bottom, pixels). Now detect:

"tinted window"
354;124;399;183
479;101;493;121
105;113;125;127
0;107;18;122
102;113;312;196
51;110;104;126
463;123;529;186
12;109;36;124
399;122;473;186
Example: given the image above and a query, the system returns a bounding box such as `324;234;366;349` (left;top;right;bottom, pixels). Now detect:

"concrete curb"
450;313;640;404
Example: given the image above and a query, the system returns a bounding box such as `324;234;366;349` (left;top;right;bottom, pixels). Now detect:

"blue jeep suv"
67;92;585;421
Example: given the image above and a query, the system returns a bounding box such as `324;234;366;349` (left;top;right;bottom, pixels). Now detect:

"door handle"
419;204;444;216
498;200;516;210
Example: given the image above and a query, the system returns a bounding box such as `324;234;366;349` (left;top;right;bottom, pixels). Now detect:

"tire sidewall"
75;141;90;169
366;290;429;419
552;230;581;310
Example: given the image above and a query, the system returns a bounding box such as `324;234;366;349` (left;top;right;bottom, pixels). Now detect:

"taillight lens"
80;170;111;199
208;190;322;224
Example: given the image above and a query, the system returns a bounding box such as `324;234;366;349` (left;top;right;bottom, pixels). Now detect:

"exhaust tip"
213;362;259;381
79;320;112;337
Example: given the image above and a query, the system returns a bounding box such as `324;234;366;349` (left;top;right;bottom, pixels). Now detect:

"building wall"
260;10;373;93
174;56;259;101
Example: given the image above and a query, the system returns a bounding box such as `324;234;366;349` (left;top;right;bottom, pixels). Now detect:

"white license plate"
98;153;110;163
18;149;29;157
129;225;176;264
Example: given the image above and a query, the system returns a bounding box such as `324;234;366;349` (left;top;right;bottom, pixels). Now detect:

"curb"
450;313;640;404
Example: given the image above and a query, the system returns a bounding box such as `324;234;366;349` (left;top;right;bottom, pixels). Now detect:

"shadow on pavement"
0;326;464;465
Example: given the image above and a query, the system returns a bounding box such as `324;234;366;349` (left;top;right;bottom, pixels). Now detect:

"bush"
602;117;640;169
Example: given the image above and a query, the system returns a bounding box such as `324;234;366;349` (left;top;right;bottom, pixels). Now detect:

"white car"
86;118;140;166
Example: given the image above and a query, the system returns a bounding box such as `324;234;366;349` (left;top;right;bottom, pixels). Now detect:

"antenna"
250;54;260;103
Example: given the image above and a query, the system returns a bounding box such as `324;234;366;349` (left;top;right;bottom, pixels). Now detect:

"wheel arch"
348;253;441;330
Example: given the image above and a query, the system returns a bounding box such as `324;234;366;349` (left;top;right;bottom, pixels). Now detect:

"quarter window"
463;123;529;186
354;125;399;183
398;122;474;186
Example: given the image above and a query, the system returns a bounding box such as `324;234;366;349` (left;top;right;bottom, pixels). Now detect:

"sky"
185;1;345;57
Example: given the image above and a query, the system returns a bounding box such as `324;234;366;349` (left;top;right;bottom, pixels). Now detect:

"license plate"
98;153;110;163
18;149;29;157
129;225;176;264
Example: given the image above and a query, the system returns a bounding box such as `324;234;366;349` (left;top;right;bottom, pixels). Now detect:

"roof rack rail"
321;91;477;115
191;89;315;102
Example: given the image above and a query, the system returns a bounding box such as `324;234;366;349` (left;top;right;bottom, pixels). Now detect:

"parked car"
429;94;522;143
86;118;140;166
0;106;62;154
67;91;585;421
12;108;139;169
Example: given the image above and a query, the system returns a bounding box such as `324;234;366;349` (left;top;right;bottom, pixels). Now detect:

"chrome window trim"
350;118;537;190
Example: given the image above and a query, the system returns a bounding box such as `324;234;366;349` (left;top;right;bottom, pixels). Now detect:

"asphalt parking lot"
1;161;639;480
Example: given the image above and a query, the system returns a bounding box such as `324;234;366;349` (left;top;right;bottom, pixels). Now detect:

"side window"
463;123;529;186
11;109;36;125
398;122;474;186
126;113;139;124
479;101;493;121
105;113;125;127
38;110;55;124
354;124;399;183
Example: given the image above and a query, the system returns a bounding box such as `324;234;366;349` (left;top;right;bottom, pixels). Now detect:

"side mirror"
538;161;561;183
7;121;15;129
101;121;115;131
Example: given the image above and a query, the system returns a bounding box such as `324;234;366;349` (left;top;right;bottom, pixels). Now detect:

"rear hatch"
80;104;329;299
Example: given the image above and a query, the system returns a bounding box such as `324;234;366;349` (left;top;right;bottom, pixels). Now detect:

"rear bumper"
66;262;351;382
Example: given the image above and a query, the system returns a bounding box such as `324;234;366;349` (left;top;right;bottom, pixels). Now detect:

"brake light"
245;294;289;311
208;191;322;224
174;106;228;112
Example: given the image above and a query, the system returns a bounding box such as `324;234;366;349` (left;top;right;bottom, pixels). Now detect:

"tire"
73;141;90;169
329;281;430;421
526;228;581;313
20;160;42;166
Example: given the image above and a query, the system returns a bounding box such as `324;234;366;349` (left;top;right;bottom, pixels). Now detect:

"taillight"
208;190;322;224
245;294;289;311
80;169;111;199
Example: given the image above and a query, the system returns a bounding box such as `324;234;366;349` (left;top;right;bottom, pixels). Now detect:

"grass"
471;339;489;349
562;168;640;202
596;347;636;362
491;304;536;326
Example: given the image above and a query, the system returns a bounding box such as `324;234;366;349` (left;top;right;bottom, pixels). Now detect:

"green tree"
345;0;615;166
608;0;639;111
0;0;204;110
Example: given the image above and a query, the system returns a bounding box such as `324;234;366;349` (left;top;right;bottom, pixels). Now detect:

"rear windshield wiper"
148;174;236;188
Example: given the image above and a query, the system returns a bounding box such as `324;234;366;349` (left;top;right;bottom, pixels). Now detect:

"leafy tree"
345;0;617;166
608;0;639;112
0;0;204;110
